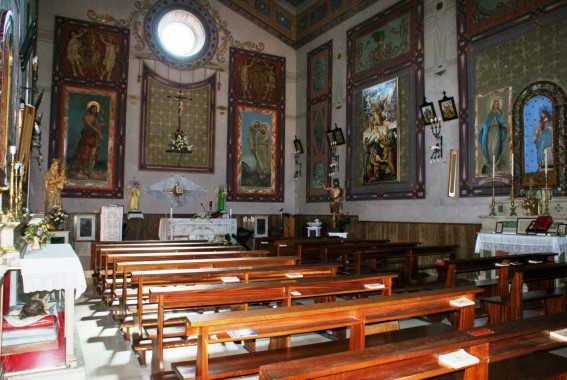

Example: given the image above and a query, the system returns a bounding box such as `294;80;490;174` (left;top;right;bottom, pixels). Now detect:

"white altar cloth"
159;218;237;241
20;243;87;300
475;232;567;260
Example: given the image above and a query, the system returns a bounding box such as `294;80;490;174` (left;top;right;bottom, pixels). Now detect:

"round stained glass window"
144;1;218;69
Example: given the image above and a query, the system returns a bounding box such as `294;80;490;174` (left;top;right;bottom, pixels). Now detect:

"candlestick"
544;150;548;173
489;154;496;216
510;153;514;176
170;208;173;218
492;155;495;178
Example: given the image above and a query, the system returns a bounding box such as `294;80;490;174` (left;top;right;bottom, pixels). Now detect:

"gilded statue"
45;159;67;212
321;178;344;227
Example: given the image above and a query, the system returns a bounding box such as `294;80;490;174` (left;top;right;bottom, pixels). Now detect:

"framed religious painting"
457;0;567;197
139;65;215;172
474;87;513;179
228;48;285;202
347;0;418;85
513;81;567;191
306;99;331;202
346;0;424;200
49;16;129;198
74;213;96;241
226;103;284;202
308;40;332;102
419;98;436;126
438;92;458;122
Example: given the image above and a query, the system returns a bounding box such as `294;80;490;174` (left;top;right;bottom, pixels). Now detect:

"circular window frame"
144;0;218;69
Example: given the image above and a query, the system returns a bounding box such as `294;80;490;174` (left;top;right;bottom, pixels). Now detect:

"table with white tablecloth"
475;232;567;262
20;243;86;367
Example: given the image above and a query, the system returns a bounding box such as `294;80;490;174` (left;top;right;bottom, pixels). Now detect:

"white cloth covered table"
159;218;237;241
475;232;567;260
20;243;86;300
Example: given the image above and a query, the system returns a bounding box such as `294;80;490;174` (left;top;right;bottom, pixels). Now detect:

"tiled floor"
73;281;567;380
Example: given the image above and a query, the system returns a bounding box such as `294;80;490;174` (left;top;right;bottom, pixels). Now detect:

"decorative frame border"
307;40;332;202
18;104;35;181
346;0;425;200
49;16;129;199
227;47;285;202
139;65;215;172
456;1;567;197
74;213;97;241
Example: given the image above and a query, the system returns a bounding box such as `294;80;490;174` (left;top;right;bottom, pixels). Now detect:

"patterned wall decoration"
88;0;265;67
49;16;129;199
139;65;215;172
346;0;424;201
307;40;332;202
217;0;374;47
457;0;567;197
227;48;285;202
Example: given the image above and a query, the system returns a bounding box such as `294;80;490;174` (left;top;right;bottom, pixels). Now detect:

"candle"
544;150;548;173
9;146;15;156
510;153;514;177
170;208;173;218
492;155;495;178
209;199;212;209
229;208;232;218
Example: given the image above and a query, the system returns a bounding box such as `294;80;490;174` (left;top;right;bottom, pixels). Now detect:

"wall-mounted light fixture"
293;135;303;179
429;117;443;163
326;124;344;176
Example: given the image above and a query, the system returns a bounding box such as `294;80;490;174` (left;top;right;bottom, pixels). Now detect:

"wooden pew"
98;244;244;287
111;255;298;311
482;262;567;324
147;273;397;371
257;312;567;380
295;239;391;264
100;248;258;294
443;252;558;297
91;240;209;277
163;285;481;379
322;242;421;279
122;263;342;339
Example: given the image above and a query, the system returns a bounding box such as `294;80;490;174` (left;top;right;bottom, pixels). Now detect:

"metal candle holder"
509;177;517;216
543;171;550;216
489;176;496;216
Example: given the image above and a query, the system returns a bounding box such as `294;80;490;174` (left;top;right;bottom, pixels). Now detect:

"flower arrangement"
335;214;351;231
45;207;69;229
169;131;193;152
24;222;53;247
519;197;538;211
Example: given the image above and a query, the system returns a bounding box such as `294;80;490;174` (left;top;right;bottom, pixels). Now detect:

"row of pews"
89;237;567;380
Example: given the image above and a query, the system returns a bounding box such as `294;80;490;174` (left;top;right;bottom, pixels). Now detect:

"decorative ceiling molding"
217;0;375;48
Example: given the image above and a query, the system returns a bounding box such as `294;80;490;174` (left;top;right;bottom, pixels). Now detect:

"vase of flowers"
45;207;69;230
24;223;53;250
168;131;193;152
519;197;538;216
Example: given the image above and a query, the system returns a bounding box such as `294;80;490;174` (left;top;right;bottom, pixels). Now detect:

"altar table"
475;232;567;262
159;218;237;241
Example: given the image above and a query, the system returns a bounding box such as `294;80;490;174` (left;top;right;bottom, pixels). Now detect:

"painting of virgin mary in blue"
523;95;553;174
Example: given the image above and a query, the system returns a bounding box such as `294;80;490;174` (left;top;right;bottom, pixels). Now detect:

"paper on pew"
449;297;475;307
227;328;257;338
495;263;509;267
221;276;240;283
550;327;567;342
364;283;385;289
528;260;542;264
438;349;479;368
285;273;303;278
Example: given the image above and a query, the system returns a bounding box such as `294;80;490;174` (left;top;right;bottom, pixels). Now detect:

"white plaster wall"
294;0;500;224
29;0;298;217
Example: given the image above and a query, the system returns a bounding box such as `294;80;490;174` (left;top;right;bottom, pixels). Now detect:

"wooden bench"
102;249;268;297
482;262;567;324
145;273;396;370
121;263;342;339
257;312;567;380
325;242;421;280
443;252;558;297
162;285;481;379
91;240;210;278
110;255;299;312
97;245;244;288
295;239;391;264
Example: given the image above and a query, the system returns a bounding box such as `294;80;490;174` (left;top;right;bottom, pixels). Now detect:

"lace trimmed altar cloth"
159;218;237;241
475;232;567;261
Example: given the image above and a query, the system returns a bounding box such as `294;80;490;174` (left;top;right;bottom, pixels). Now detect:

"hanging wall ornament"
146;174;206;208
